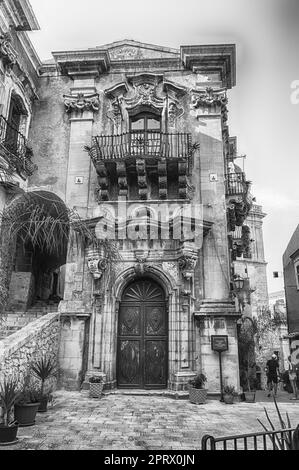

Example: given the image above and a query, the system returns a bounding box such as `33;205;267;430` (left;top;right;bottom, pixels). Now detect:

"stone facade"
0;313;60;387
0;4;263;396
26;39;244;394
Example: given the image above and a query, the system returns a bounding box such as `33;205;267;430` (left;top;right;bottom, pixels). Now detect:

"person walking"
265;354;280;397
287;355;298;400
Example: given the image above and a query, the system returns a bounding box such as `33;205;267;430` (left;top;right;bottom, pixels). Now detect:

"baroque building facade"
0;1;266;395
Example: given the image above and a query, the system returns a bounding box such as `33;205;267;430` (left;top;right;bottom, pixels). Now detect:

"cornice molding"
180;44;236;89
2;0;40;31
52;50;110;78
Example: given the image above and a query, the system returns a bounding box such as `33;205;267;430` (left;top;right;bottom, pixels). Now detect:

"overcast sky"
28;0;299;294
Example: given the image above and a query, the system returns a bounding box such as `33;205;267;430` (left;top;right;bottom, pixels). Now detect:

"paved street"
3;390;299;450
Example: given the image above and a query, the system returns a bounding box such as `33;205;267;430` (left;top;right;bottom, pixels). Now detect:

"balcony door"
130;113;161;157
5;95;25;154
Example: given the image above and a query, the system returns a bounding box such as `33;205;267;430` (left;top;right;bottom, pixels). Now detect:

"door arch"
117;278;168;389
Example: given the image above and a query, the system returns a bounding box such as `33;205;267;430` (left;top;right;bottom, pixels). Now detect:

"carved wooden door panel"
117;280;168;389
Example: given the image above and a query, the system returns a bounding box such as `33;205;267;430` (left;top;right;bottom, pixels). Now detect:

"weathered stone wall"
0;313;60;388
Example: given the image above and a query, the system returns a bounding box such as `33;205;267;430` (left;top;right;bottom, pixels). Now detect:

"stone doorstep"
81;388;232;401
97;389;190;399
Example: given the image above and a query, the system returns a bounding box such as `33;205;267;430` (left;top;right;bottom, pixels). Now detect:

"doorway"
117;278;168;389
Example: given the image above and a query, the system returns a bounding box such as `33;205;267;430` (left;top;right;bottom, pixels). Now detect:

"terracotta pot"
0;424;18;445
189;387;207;405
38;397;49;413
89;382;104;398
223;394;234;404
14;403;40;427
244;391;256;403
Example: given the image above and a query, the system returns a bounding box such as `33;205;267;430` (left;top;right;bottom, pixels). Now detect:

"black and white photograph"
0;0;298;456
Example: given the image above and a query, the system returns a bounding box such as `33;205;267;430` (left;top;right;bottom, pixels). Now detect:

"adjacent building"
283;225;299;347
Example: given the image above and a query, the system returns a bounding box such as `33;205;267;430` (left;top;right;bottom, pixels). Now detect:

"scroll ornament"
63;92;100;113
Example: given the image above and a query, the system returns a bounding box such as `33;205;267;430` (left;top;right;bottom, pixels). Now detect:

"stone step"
101;389;190;399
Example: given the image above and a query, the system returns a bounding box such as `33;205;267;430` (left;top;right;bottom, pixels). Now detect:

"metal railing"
201;427;298;450
225;172;249;196
0;114;36;179
92;131;191;161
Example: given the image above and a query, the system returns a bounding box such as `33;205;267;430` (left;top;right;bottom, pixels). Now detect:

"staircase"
0;301;60;340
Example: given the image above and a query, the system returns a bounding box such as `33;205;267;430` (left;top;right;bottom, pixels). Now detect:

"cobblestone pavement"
3;390;299;450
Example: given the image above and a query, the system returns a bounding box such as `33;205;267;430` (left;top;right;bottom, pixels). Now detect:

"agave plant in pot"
14;375;40;427
188;373;208;405
31;356;56;412
0;378;20;445
89;376;104;398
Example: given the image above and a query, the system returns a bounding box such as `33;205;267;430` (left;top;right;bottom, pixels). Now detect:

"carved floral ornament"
124;79;165;111
63;92;100;113
168;100;184;127
191;87;228;108
104;76;187;128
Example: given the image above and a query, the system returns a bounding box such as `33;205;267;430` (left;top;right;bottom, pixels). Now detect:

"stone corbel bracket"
63;92;100;114
87;256;108;280
178;243;198;280
0;33;18;69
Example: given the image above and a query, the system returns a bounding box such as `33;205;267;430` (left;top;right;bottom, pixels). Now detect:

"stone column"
58;76;101;390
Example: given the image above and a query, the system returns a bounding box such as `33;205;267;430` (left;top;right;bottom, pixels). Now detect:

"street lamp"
234;275;245;292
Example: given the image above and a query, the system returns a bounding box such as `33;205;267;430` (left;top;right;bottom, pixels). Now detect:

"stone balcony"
225;172;253;231
86;131;193;201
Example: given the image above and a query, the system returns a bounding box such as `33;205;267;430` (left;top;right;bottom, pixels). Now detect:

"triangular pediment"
95;39;179;61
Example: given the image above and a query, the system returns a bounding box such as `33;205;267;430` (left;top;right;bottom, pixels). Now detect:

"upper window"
130;113;161;133
5;94;27;152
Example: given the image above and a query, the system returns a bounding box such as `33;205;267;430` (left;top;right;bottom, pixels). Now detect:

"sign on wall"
211;335;229;353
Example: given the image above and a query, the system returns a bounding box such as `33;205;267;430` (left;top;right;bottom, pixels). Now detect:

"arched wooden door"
117;279;168;389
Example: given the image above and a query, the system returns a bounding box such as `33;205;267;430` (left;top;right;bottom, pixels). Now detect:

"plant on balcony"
241;225;252;259
0;378;20;445
31;356;56;412
188;373;208;404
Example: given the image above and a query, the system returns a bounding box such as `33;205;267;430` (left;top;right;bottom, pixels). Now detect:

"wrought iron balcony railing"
0;114;37;180
91;131;192;162
225;172;249;196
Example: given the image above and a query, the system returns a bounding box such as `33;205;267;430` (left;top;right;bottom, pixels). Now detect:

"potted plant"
89;376;104;398
31;356;56;412
244;375;257;403
188;373;207;404
14;375;40;427
0;378;20;445
223;385;237;404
